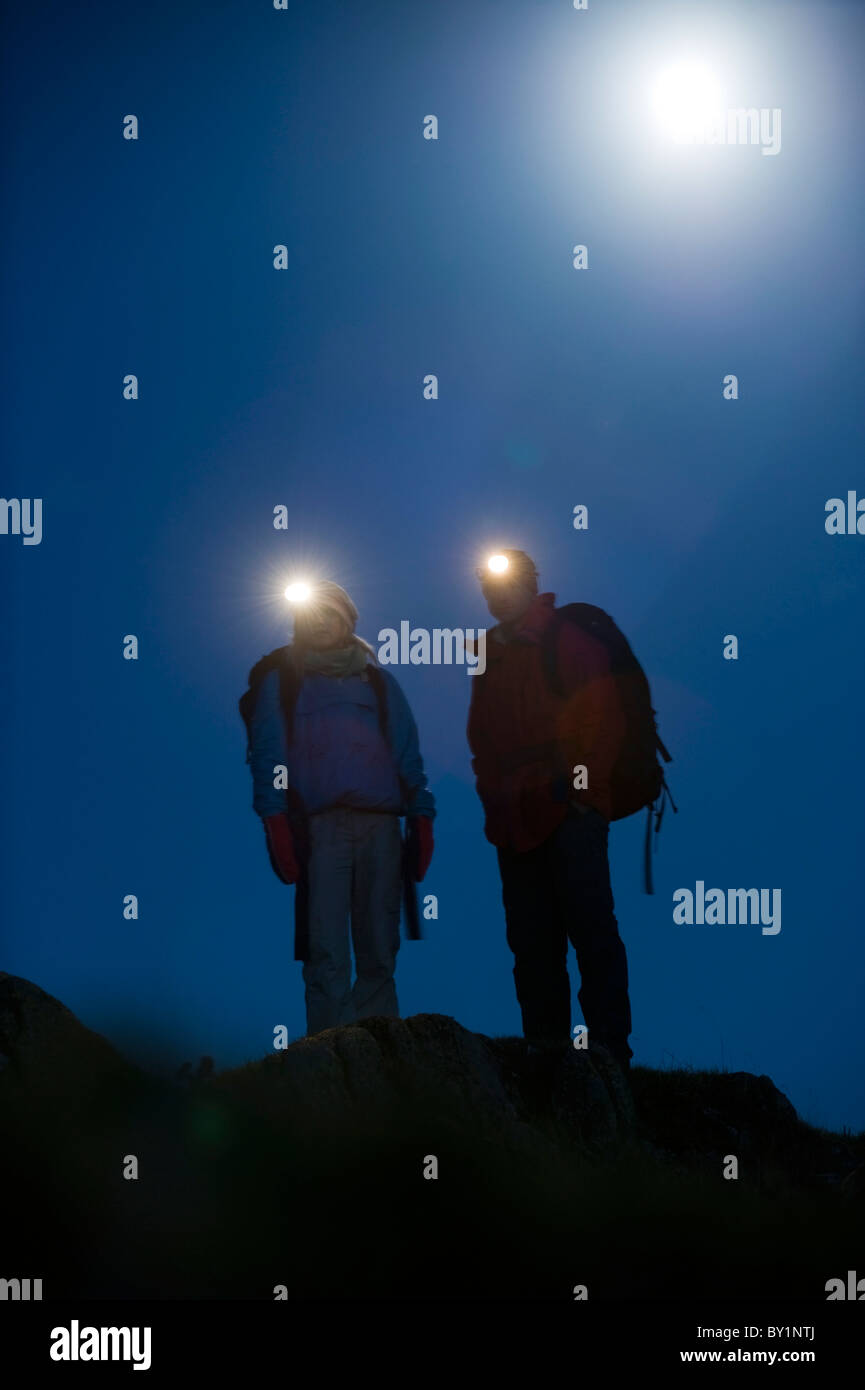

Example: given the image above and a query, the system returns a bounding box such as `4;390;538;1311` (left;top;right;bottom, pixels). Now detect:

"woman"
246;581;435;1035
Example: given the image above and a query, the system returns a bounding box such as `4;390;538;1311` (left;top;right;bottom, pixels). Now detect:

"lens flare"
284;580;312;603
487;554;509;574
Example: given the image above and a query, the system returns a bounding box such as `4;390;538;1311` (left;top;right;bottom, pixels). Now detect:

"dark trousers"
496;806;632;1063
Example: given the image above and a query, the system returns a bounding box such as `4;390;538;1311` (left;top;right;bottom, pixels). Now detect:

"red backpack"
541;604;677;893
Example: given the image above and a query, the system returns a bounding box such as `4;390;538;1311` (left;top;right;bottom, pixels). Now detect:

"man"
467;550;632;1070
246;581;435;1036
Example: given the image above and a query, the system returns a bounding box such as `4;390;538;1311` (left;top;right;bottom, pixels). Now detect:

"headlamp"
476;553;510;581
284;580;313;603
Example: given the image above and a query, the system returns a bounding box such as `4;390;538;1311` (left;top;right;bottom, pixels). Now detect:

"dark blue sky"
3;0;863;1132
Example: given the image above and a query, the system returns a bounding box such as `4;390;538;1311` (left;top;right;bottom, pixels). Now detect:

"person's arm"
381;670;435;880
557;622;626;822
248;668;291;818
248;668;299;882
381;670;436;821
467;685;491;798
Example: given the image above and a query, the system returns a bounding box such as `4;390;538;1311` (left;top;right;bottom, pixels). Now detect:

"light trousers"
301;807;403;1036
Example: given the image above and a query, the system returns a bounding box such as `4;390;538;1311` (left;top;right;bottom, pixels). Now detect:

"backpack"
541;603;677;893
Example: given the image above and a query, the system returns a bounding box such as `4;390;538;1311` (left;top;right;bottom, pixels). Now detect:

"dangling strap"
644;803;654;895
655;733;673;764
644;779;679;895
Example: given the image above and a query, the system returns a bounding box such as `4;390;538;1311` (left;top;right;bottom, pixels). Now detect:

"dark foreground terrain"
1;972;862;1300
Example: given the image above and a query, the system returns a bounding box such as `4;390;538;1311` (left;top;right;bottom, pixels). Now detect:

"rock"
2;975;862;1300
1;976;854;1197
724;1071;799;1126
0;972;137;1100
354;1012;517;1132
248;1035;350;1122
839;1164;865;1201
550;1044;636;1148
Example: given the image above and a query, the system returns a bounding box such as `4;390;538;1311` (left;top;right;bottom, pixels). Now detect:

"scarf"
300;641;371;678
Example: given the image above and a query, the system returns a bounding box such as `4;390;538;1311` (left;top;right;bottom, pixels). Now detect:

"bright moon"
651;61;723;143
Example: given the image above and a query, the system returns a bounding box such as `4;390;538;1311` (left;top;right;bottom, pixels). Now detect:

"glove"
263;814;299;885
407;815;434;882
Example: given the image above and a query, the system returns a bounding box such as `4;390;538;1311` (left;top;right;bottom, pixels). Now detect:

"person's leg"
497;836;570;1047
349;811;402;1020
301;809;354;1034
550;807;632;1064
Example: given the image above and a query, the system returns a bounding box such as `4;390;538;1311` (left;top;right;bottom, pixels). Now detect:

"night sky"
3;0;863;1134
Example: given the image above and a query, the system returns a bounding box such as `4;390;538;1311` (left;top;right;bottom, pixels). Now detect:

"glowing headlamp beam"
487;554;509;574
284;580;312;603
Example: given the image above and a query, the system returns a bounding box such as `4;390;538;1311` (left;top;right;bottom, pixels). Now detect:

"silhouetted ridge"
1;973;862;1300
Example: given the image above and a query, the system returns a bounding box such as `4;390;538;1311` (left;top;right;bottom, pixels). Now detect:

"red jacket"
467;593;626;852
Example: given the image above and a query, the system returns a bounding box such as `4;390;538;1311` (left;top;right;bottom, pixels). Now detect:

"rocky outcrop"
211;1012;635;1163
0;972;854;1181
1;974;863;1300
0;971;139;1097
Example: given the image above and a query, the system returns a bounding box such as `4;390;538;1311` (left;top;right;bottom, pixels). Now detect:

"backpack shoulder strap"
239;645;299;757
246;646;288;690
540;603;609;696
276;647;303;745
365;663;389;739
557;601;608;627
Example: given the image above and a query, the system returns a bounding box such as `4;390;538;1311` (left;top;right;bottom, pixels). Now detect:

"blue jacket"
248;654;436;821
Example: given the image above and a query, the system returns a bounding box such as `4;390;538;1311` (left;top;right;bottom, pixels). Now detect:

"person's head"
477;549;539;624
292;581;358;651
